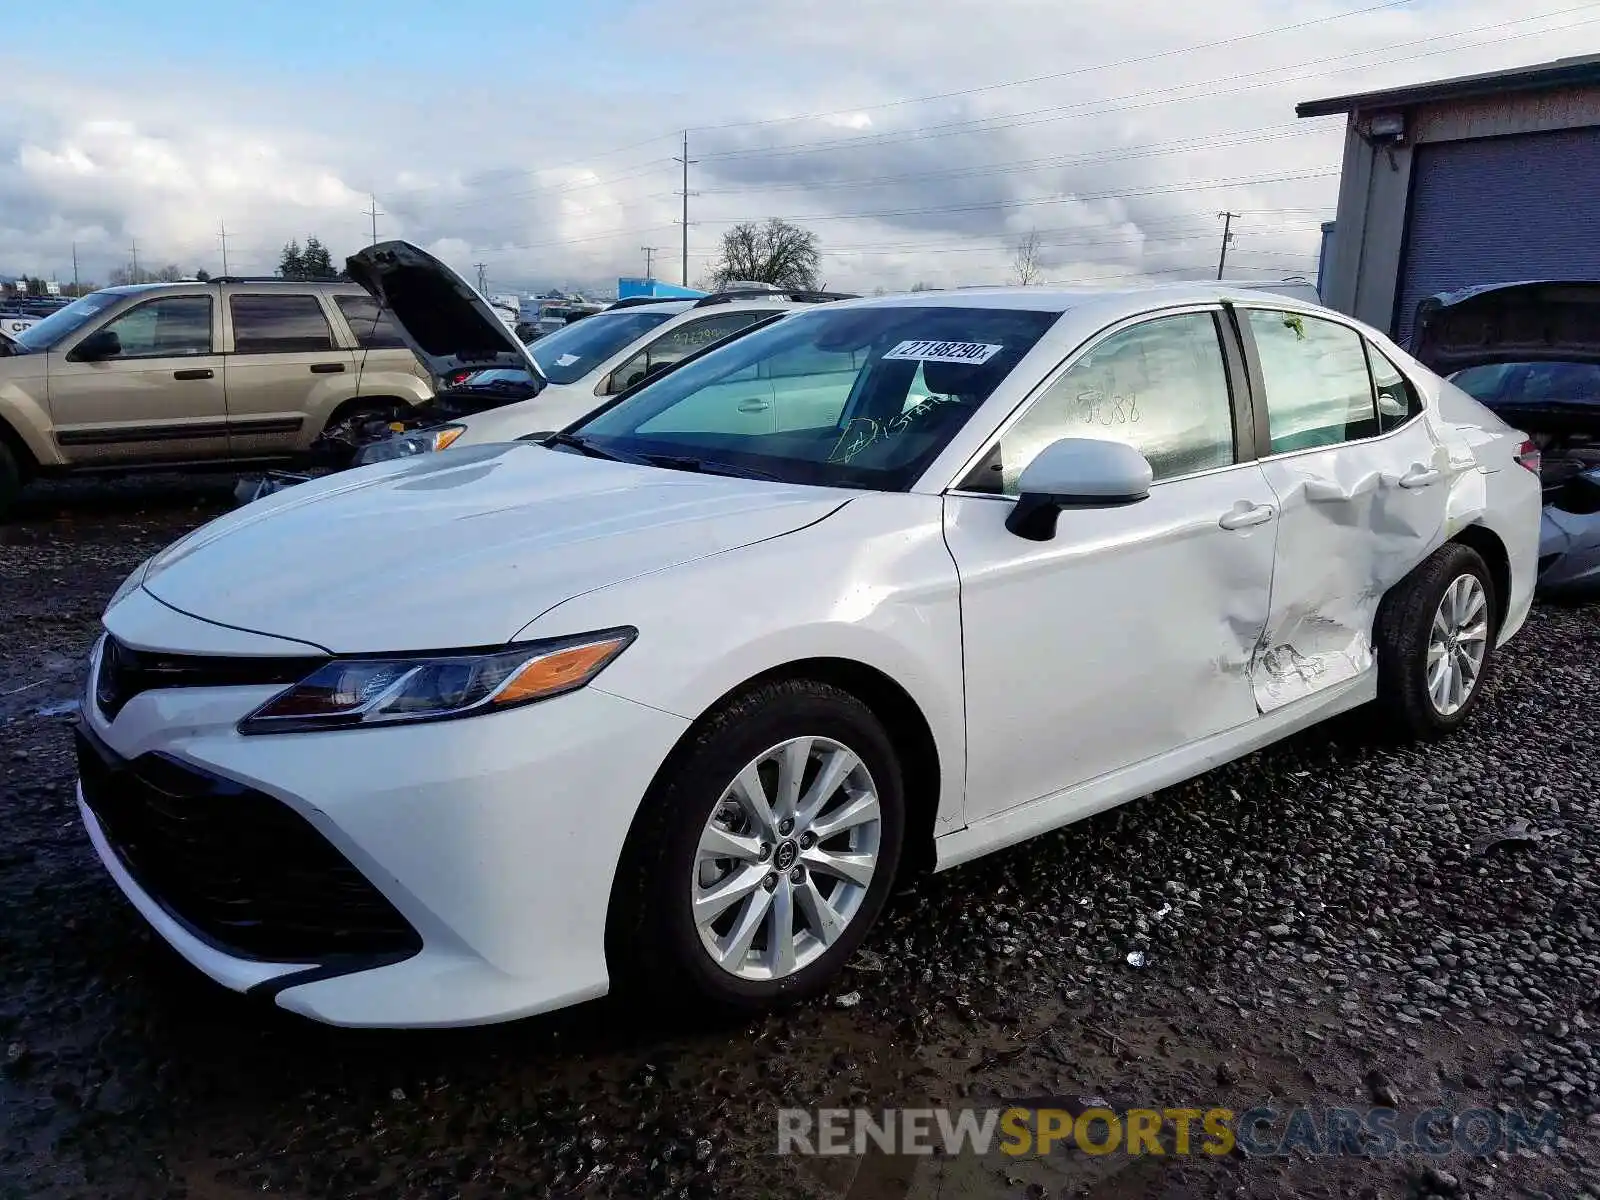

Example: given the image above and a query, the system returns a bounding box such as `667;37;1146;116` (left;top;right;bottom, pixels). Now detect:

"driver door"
48;294;225;464
943;309;1278;824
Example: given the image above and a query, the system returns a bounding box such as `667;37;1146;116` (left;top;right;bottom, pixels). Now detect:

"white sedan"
77;255;1541;1027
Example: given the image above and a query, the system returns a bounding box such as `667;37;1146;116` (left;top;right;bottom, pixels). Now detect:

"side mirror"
71;329;121;362
1005;437;1154;541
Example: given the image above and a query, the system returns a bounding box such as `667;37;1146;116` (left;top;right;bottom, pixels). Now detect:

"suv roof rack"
210;275;348;285
692;288;857;308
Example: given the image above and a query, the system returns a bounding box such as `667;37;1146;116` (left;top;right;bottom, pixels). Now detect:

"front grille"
95;635;324;720
76;725;421;963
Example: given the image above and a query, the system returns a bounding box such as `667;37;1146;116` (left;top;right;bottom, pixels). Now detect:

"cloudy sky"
1;0;1594;294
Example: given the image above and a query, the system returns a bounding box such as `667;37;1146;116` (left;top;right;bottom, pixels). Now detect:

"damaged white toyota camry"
77;243;1540;1027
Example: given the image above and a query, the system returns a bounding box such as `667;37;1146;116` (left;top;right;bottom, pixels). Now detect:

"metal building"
1299;54;1600;347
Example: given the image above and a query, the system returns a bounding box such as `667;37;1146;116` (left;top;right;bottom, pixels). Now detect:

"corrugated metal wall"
1395;125;1600;346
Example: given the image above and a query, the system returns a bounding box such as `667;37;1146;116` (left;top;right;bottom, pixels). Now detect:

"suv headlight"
356;424;466;465
238;629;635;734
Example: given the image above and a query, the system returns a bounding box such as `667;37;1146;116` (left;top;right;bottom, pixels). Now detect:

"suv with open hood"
0;277;432;515
333;243;854;468
1413;281;1600;591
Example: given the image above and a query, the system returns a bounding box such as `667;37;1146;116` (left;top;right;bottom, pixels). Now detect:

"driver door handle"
1219;502;1276;530
1398;466;1442;489
737;399;770;413
173;368;214;380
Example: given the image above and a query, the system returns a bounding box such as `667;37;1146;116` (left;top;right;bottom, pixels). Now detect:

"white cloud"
0;0;1588;292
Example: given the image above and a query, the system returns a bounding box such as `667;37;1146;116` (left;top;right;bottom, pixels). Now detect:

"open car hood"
345;241;546;386
1412;281;1600;374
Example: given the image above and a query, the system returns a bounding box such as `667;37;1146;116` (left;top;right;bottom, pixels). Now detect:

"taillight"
1515;439;1541;476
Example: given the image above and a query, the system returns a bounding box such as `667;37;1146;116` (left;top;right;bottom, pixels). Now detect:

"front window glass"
98;296;213;358
528;309;675;384
965;312;1236;493
1246;310;1378;453
13;291;121;351
602;312;772;395
575;305;1059;490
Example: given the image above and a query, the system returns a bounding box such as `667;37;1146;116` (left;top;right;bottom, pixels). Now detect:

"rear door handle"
1398;466;1442;489
309;362;346;374
172;368;213;381
737;399;770;413
1219;502;1276;530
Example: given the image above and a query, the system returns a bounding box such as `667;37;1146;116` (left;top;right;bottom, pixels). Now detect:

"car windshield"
12;291;122;351
1452;360;1600;407
572;304;1060;490
527;308;676;384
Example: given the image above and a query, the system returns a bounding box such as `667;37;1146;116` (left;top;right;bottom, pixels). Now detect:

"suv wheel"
314;401;405;465
1373;542;1498;738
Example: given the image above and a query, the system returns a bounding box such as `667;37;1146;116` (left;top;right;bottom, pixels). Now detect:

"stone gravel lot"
3;476;1599;1200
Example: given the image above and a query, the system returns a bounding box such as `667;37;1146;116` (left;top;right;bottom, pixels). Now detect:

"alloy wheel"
1426;573;1490;717
691;736;882;981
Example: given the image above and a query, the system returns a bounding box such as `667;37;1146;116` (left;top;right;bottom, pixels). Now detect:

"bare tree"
1011;229;1043;286
909;281;937;292
711;218;821;291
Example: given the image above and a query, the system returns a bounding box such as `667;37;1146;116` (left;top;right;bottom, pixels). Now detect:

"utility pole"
674;132;697;287
218;220;231;276
71;243;79;294
129;240;139;283
1216;212;1240;280
475;262;488;294
641;246;659;280
364;194;384;247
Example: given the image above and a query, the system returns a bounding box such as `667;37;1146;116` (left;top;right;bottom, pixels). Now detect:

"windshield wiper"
544;431;627;461
639;453;782;482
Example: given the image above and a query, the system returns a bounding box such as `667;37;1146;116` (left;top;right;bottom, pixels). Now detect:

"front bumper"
79;603;690;1028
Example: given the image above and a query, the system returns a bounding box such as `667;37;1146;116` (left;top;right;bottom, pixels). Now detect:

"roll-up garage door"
1395;125;1600;347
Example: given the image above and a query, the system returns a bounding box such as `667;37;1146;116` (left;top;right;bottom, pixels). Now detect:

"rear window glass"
230;294;335;354
335;295;409;349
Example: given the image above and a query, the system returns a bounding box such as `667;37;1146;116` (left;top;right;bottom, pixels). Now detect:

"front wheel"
608;679;904;1014
1373;542;1498;738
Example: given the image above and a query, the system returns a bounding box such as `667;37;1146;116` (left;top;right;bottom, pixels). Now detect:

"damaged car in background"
76;258;1539;1027
1414;281;1600;593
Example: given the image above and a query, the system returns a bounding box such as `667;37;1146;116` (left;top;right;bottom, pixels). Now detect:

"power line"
218;220;231;276
695;3;1600;162
686;0;1416;134
641;246;660;278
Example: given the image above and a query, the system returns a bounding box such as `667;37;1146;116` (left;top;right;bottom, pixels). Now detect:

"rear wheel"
1373;542;1498;738
608;679;904;1014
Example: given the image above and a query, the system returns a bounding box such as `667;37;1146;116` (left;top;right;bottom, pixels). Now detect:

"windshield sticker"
554;353;581;367
883;340;1002;365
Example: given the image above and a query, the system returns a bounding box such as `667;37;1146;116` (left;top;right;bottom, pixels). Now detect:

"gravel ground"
3;476;1599;1200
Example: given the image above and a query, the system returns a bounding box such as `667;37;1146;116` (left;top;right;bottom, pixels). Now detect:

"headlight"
104;557;150;615
355;424;466;465
237;629;635;735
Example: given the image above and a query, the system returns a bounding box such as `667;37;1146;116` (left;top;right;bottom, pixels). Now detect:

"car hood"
345;240;547;386
138;443;850;653
1412;281;1600;373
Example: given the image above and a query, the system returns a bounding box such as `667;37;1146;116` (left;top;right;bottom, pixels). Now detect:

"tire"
607;678;905;1015
1373;542;1498;739
0;439;20;519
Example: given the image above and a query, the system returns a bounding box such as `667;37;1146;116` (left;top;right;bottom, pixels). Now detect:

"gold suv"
0;277;432;513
